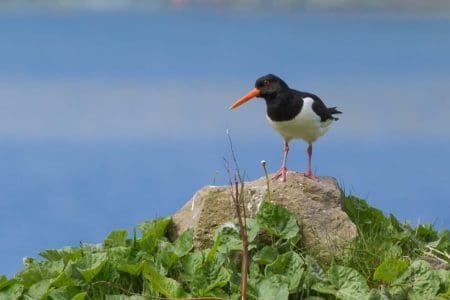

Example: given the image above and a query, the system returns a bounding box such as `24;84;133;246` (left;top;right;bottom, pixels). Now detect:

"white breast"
266;97;334;143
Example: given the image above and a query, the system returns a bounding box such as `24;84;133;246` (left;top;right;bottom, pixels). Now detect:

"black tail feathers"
328;107;342;121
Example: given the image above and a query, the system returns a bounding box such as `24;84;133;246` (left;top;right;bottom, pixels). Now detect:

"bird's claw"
304;172;318;181
272;167;288;182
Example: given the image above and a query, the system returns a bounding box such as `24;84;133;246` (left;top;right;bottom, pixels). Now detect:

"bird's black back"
265;88;342;122
294;90;342;121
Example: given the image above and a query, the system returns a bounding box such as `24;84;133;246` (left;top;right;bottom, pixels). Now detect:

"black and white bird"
230;74;341;181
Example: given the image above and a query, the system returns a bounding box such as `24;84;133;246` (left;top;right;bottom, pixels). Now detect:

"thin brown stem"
224;132;249;300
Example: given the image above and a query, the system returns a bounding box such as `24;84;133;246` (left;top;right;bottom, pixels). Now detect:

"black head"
255;74;289;98
229;74;289;110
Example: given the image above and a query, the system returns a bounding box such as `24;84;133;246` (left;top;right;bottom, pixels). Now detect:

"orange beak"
229;88;260;110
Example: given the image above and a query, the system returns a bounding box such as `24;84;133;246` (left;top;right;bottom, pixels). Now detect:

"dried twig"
423;245;450;264
224;130;248;300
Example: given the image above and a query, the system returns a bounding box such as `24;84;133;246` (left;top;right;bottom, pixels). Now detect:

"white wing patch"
266;97;334;143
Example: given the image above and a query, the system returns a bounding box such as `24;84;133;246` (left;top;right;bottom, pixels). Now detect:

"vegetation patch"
1;197;449;299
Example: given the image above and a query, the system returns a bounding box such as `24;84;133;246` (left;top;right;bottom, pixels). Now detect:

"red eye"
263;79;270;86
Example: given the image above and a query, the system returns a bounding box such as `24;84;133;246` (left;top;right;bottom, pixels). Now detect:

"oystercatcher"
230;74;341;181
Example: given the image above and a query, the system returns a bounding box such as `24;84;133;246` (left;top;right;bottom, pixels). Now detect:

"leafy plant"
1;196;449;300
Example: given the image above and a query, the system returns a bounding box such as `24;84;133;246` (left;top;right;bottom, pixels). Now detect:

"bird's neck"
265;91;302;122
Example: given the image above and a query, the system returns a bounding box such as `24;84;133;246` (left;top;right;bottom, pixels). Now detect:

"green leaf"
387;213;403;233
79;242;103;254
39;249;62;262
193;264;230;295
257;201;299;239
17;260;64;288
105;295;146;300
72;292;87;300
311;282;337;296
253;246;278;265
207;234;221;262
391;260;440;299
303;255;327;290
0;275;16;290
243;277;260;300
76;252;107;283
313;265;370;300
215;219;260;254
415;224;438;243
40;247;83;263
249;261;263;280
27;279;52;299
179;251;203;282
265;251;304;292
245;218;260;243
367;286;392;300
62;261;86;287
427;228;450;252
103;229;128;248
106;246;131;263
373;259;409;283
344;196;386;231
189;251;231;296
139;217;171;254
438;229;450;246
142;262;187;298
117;262;143;276
173;228;193;257
0;283;24;299
215;223;243;253
48;286;82;300
139;217;170;239
51;269;78;288
257;275;289;300
159;241;178;269
436;269;450;298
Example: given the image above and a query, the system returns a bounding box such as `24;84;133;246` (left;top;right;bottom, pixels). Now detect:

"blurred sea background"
0;0;449;276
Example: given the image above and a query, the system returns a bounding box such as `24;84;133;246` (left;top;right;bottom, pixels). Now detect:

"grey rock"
171;172;357;257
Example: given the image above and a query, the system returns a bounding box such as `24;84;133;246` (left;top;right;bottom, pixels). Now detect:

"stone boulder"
171;173;357;257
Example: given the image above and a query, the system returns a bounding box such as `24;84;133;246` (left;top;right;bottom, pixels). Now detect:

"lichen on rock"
171;172;357;257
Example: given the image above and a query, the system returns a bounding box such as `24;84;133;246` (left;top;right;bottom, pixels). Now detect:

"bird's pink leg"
304;143;317;180
273;142;289;182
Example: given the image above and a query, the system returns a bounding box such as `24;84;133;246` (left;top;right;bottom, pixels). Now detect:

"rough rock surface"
171;172;357;257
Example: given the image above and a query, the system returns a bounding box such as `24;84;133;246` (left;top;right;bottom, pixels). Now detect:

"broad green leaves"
373;259;409;282
76;252;107;283
344;196;386;231
2;200;449;300
253;246;278;265
17;260;64;288
257;275;289;300
257;201;299;239
173;228;193;257
139;217;171;254
180;249;231;296
0;283;24;299
391;260;441;299
265;251;304;292
142;263;187;298
312;265;370;300
103;230;129;248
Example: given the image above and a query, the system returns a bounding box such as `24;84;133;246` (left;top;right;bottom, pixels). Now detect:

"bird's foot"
272;167;288;182
304;171;318;181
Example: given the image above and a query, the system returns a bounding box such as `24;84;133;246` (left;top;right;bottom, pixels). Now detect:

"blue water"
1;138;449;276
0;11;449;81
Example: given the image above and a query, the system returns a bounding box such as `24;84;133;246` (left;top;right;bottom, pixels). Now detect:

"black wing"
292;89;342;122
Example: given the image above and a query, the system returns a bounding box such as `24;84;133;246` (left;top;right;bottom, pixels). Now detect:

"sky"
1;3;450;276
